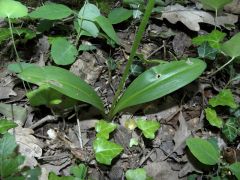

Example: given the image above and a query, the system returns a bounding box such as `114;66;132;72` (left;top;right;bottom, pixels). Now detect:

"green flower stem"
210;57;235;76
108;0;155;120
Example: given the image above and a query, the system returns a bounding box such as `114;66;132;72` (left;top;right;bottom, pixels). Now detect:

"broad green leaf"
221;32;240;58
200;0;233;11
95;120;117;140
78;3;101;21
197;42;218;60
228;162;240;180
18;66;104;112
222;117;239;142
51;37;78;65
108;7;132;24
70;164;88;179
93;138;123;165
136;119;160;139
0;103;27;125
209;89;238;109
186;137;220;165
0;119;17;133
95;16;119;44
192;30;226;49
126;168;147;180
7;62;38;73
48;172;75;180
113;59;206;116
0;133;25;178
205;108;223;128
79;20;99;37
29;3;72;20
0;0;28;18
22;167;42;180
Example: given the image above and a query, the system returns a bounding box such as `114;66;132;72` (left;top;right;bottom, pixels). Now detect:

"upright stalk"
108;0;155;119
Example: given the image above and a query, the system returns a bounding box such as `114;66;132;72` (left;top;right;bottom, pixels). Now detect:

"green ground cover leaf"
186;137;220;165
95;16;119;44
136;119;160;139
18;66;104;112
93;138;123;165
192;30;226;49
48;172;75;180
228;162;240;180
108;7;132;24
113;58;206;116
209;89;238;109
197;42;218;60
205;108;223;128
222;117;239;142
125;168;148;180
0;133;25;178
29;3;72;20
70;164;88;179
0;119;17;133
200;0;233;11
95;120;117;139
78;3;101;21
8;62;38;73
221;32;240;58
51;37;78;65
80;20;99;37
0;0;28;18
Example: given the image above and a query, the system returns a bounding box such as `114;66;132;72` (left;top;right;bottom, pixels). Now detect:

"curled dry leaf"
155;4;238;31
12;127;43;167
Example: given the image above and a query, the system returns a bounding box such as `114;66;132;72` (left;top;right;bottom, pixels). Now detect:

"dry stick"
30;115;58;129
108;0;155;120
77;118;83;149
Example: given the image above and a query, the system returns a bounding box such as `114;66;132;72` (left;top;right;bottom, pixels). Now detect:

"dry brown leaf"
156;4;238;31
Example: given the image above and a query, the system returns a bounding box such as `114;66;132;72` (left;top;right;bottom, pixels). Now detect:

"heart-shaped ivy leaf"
95;120;117;140
0;0;28;18
93;138;123;165
136;119;160;139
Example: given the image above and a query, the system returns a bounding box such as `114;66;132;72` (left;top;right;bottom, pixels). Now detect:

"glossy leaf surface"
136;119;160;139
51;37;78;65
205;108;223;128
221;32;240;58
197;42;218;60
18;66;104;112
0;119;17;134
29;3;72;20
209;89;238;108
113;59;206;116
93;138;123;165
95;120;117;140
186;137;220;165
0;0;28;18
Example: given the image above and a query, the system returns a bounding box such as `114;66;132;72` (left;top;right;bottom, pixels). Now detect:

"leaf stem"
108;0;155;120
210;57;235;76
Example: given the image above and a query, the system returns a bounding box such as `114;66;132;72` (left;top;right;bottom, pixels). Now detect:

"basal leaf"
108;7;132;24
222;117;239;142
95;120;117;140
136;119;160;139
228;162;240;180
79;20;99;37
221;32;240;58
7;62;38;73
200;0;233;11
93;138;123;165
205;108;223;128
186;137;220;165
113;58;206;116
126;168;147;180
0;119;17;133
51;37;78;65
18;66;104;112
192;30;226;49
0;133;25;178
0;0;28;18
197;42;218;60
95;16;119;44
29;3;73;20
78;3;101;21
209;89;238;109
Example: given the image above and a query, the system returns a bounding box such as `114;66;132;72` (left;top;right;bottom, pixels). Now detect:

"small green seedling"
186;137;240;179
